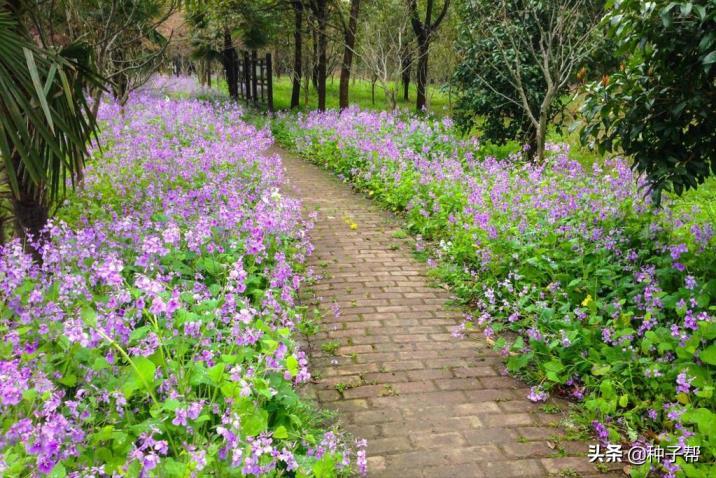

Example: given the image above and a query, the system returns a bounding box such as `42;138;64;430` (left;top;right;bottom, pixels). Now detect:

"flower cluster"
275;106;715;477
0;80;360;476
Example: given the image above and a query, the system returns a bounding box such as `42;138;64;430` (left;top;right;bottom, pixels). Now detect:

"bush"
582;0;716;202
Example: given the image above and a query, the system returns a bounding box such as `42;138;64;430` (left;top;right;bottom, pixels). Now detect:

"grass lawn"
215;75;453;115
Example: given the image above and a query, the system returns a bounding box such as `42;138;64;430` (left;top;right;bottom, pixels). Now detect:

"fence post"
237;55;243;100
266;53;274;112
243;51;252;102
259;56;265;103
251;50;259;105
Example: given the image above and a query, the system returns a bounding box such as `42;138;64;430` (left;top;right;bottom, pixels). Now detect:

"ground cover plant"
0;82;365;477
273;107;716;478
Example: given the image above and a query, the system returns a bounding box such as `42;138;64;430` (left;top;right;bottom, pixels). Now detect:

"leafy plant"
581;0;716;202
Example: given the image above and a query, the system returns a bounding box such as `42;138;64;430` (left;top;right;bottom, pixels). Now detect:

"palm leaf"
0;1;101;206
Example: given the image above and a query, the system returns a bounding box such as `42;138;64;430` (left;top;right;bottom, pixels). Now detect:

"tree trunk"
401;49;412;101
91;88;103;121
10;152;47;261
415;38;429;112
339;0;361;110
311;28;319;91
316;0;328;111
291;0;303;109
222;28;239;99
535;109;548;162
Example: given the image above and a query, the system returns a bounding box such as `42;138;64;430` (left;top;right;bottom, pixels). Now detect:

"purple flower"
527;386;549;403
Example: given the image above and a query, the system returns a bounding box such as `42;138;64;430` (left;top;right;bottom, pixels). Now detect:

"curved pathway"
276;146;620;478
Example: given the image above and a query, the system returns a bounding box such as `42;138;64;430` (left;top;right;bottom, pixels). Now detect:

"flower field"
0;89;363;476
274;108;716;478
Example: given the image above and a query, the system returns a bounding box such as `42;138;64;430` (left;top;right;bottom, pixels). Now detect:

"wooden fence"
237;51;273;111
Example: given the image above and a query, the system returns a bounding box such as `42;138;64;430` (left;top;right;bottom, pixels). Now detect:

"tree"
356;0;412;109
338;0;361;109
307;0;329;110
291;0;303;108
407;0;450;112
453;0;599;161
581;0;716;202
400;44;413;101
57;0;177;107
0;0;99;251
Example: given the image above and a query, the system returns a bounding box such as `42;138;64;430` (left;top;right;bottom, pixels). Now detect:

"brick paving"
276;146;621;478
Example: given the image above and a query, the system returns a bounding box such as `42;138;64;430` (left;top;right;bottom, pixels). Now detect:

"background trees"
453;0;601;161
2;0;715;251
581;0;716;202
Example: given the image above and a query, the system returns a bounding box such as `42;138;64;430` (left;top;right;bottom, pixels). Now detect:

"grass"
215;75;452;115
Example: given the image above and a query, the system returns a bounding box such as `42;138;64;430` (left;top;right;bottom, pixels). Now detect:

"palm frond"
0;2;101;205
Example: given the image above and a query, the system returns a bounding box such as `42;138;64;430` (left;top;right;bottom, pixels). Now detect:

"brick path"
277;146;620;478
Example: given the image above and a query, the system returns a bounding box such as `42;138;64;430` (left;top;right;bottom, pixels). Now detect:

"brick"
502;441;556;458
406;368;452;381
442;444;502;464
453;402;502;415
434;378;483;391
392;380;436;394
453;366;499;378
421;464;485;478
463;427;518;445
541;457;603;474
482;459;546;477
382;360;424;371
341;384;387;399
481;413;535;427
516;426;565;441
367;436;412;454
411;431;466;449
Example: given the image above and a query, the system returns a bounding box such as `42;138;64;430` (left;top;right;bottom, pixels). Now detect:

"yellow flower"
581;294;593;307
349;223;358;230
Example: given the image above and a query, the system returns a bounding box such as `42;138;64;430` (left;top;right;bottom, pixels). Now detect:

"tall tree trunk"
291;0;303;109
415;38;429;111
339;0;361;110
401;49;412;101
311;28;319;91
316;0;328;111
222;28;239;99
408;0;450;112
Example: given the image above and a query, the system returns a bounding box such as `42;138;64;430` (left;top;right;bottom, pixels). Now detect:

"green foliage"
0;3;98;202
581;0;716;202
452;0;543;144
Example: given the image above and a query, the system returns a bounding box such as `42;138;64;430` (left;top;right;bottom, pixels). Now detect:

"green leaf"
208;363;226;385
312;456;337;478
703;51;716;65
700;344;716;365
48;463;66;478
241;409;268;435
274;425;289;439
591;363;612;376
122;357;156;398
286;356;299;377
23;47;54;133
